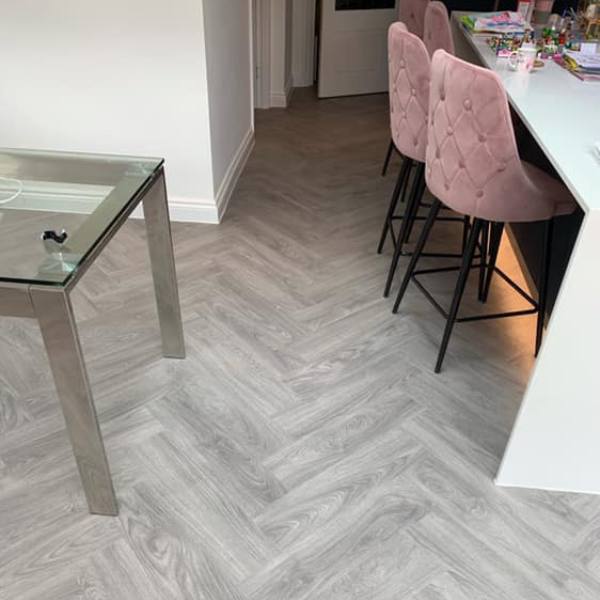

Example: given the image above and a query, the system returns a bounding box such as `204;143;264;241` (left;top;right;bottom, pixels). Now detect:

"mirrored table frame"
0;149;186;515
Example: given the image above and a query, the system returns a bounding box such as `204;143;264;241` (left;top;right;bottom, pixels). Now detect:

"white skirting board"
270;77;295;108
131;129;255;224
215;128;255;222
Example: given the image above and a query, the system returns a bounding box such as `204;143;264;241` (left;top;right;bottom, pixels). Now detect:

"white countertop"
453;14;600;212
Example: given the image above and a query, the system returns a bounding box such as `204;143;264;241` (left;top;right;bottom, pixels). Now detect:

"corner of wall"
215;128;255;222
285;74;295;106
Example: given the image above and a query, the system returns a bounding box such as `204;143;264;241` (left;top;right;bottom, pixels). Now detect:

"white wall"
203;0;255;220
0;0;254;223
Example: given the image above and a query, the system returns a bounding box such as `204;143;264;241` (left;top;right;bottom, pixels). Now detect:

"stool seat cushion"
426;51;577;223
522;162;577;218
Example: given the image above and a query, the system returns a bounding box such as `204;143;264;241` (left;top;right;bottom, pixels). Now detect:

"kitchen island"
452;13;600;495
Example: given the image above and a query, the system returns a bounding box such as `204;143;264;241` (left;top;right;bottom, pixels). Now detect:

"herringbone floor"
2;88;600;599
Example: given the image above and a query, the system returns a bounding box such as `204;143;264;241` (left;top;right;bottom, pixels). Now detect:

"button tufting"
476;190;484;198
498;162;507;172
444;182;450;191
411;88;416;96
447;126;453;135
435;149;441;159
440;91;446;101
459;160;465;169
464;99;472;110
413;138;418;146
399;59;405;68
478;133;486;143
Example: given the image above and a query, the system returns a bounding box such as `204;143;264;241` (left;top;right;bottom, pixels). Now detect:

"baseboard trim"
270;78;295;108
285;76;294;106
129;129;255;225
215;128;255;222
270;91;288;108
130;196;220;224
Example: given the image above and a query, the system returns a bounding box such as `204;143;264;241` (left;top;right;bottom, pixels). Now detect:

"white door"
318;0;398;98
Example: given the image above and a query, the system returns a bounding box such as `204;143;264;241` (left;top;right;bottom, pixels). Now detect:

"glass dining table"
0;149;185;516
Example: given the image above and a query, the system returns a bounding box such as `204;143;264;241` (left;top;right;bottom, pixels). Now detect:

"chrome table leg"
30;287;118;516
143;169;185;359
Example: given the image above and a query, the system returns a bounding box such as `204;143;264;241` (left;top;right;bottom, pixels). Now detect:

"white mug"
508;45;538;72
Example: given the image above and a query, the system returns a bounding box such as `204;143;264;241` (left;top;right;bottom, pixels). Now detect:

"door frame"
252;0;317;109
292;0;318;87
317;0;398;98
253;0;272;109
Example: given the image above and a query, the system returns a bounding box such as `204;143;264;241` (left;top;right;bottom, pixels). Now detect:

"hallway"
2;88;600;599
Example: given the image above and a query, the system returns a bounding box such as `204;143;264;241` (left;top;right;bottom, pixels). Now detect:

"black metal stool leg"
461;216;470;254
377;158;411;254
383;163;425;298
403;172;426;245
535;218;554;356
435;219;484;373
478;221;490;302
381;139;395;176
482;222;505;303
393;199;442;314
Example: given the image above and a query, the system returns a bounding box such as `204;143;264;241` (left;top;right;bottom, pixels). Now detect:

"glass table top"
0;149;163;286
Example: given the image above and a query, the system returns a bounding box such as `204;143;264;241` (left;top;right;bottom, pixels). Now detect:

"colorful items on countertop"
563;48;600;69
461;11;530;34
485;15;595;58
484;22;600;81
467;9;600;81
488;34;528;56
556;47;600;80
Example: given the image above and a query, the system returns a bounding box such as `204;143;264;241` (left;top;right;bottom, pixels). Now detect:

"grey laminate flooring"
2;88;600;599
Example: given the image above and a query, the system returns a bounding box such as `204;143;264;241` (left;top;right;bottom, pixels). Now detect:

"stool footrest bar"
410;263;539;324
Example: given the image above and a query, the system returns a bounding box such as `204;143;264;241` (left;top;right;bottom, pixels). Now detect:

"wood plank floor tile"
1;87;600;599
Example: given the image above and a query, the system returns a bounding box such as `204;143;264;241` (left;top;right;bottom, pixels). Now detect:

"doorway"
252;0;398;106
252;0;318;110
318;0;398;98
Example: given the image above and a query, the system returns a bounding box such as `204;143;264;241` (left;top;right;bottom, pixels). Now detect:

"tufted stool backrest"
398;0;429;38
423;1;455;56
388;22;431;163
425;50;537;222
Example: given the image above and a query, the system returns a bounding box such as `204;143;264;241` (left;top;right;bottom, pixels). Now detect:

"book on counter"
461;11;529;34
556;50;600;82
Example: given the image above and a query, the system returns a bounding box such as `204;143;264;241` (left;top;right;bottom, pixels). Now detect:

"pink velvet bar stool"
379;2;457;249
423;1;455;56
379;23;430;296
378;22;426;253
393;51;577;373
399;0;429;38
379;23;466;298
380;0;430;177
